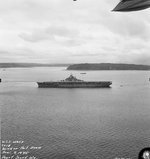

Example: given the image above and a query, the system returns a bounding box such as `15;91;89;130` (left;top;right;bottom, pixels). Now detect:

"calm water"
1;67;150;159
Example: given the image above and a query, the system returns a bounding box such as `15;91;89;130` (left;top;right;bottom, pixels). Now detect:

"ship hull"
37;81;112;88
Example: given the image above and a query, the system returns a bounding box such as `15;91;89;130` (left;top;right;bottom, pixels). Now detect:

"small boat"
80;72;86;74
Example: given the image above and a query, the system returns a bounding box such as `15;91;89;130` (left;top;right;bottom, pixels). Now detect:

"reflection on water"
1;67;150;159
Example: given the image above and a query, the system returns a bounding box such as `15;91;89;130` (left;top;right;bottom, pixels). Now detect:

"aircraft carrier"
37;75;112;88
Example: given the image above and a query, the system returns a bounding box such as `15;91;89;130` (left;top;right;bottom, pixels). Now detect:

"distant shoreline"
1;63;150;70
0;63;70;68
67;63;150;71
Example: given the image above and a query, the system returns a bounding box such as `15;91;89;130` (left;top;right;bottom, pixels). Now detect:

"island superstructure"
37;75;112;88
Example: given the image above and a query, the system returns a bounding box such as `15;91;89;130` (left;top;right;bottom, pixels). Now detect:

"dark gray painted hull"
37;81;112;88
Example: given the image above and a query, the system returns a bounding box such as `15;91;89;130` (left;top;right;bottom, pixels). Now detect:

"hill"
0;63;70;68
67;63;150;70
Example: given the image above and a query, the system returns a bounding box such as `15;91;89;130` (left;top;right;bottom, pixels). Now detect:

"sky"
0;0;150;64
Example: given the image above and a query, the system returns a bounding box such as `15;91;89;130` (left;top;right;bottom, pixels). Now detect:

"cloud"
0;50;10;55
135;54;150;64
19;25;79;43
72;53;100;57
98;13;150;41
0;0;150;64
